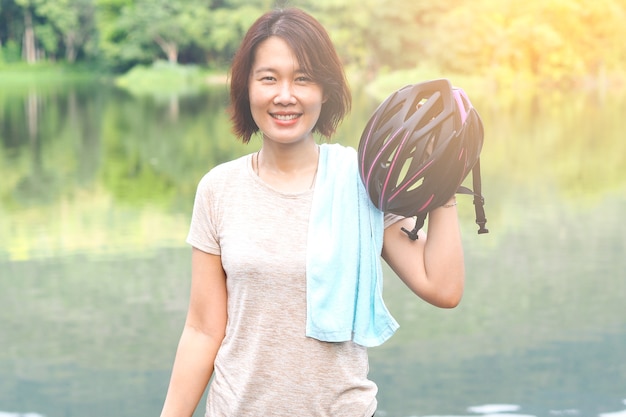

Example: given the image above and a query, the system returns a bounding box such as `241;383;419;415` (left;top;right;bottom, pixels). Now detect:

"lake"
0;78;625;417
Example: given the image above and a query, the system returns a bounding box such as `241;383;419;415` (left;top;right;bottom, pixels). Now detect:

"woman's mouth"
271;113;301;121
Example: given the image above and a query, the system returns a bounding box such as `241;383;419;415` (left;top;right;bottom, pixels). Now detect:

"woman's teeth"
273;114;299;121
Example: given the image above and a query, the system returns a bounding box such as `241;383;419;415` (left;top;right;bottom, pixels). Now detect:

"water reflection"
1;81;625;417
0;83;247;261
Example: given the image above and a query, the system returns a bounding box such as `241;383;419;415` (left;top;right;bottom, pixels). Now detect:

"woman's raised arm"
382;198;465;308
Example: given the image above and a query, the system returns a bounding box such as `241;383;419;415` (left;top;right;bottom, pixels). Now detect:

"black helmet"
358;78;488;240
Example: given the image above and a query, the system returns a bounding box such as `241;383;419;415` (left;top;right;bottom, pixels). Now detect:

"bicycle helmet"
358;78;488;240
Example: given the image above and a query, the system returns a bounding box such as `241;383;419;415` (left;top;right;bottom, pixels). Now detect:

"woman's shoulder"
196;153;252;191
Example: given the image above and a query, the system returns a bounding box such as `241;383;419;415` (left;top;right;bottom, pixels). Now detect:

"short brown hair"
229;7;352;143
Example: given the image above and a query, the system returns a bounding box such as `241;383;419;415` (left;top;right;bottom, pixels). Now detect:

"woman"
160;7;464;417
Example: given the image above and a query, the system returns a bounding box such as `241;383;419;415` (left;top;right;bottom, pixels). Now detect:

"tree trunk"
65;32;77;62
154;34;178;63
166;48;177;64
23;10;37;64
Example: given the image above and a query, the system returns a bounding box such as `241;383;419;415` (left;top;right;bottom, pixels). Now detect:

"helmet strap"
401;213;427;241
471;158;489;234
400;158;489;240
455;159;489;234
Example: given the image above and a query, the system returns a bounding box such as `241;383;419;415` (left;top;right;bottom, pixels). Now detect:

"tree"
14;0;37;63
95;0;266;69
35;0;96;62
116;0;211;64
196;5;262;66
94;0;135;69
304;0;463;78
11;0;96;63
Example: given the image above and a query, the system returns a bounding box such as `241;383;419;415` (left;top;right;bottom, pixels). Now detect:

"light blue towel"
306;143;399;347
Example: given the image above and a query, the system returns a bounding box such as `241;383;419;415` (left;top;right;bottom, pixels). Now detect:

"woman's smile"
271;112;301;122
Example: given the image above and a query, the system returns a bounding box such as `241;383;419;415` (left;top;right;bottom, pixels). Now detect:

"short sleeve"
186;172;221;255
384;212;405;229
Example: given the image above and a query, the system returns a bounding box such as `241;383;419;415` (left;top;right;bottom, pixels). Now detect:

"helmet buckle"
400;214;426;241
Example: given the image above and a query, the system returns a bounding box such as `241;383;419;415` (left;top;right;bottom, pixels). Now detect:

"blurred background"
1;0;625;416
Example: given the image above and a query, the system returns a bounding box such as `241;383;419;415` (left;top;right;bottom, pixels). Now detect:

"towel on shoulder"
306;143;399;347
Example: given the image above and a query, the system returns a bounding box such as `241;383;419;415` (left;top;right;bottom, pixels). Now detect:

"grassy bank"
0;61;227;96
113;60;227;97
0;62;110;85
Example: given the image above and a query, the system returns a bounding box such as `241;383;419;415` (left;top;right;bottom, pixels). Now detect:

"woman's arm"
160;248;228;417
382;197;465;308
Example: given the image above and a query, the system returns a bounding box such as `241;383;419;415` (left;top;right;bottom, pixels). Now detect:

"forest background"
1;0;625;96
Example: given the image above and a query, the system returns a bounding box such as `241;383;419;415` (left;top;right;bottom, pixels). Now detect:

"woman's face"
248;36;325;146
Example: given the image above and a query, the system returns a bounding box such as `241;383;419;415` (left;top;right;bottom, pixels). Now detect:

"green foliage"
114;60;210;96
37;0;96;61
201;5;263;65
8;0;96;62
33;23;59;56
93;0;134;69
0;40;22;63
119;0;207;62
94;0;264;70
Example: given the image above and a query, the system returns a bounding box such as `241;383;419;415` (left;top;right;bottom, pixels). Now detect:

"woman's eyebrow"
252;67;276;74
252;66;306;75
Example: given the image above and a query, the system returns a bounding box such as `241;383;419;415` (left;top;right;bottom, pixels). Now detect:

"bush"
1;40;22;63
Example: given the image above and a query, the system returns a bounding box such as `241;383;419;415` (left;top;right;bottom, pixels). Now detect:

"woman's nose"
274;82;297;105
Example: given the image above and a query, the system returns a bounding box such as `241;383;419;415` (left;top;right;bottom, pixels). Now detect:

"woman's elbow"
430;275;465;308
436;290;464;308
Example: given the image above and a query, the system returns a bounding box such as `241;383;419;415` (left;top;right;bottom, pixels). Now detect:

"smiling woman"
159;6;466;417
248;36;325;147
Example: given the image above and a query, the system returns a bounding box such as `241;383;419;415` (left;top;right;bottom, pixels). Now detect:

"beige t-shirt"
187;152;399;417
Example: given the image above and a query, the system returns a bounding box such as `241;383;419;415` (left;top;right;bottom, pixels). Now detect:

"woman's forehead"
252;36;302;71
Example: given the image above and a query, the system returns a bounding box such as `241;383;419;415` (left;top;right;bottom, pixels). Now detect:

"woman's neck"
255;138;320;192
